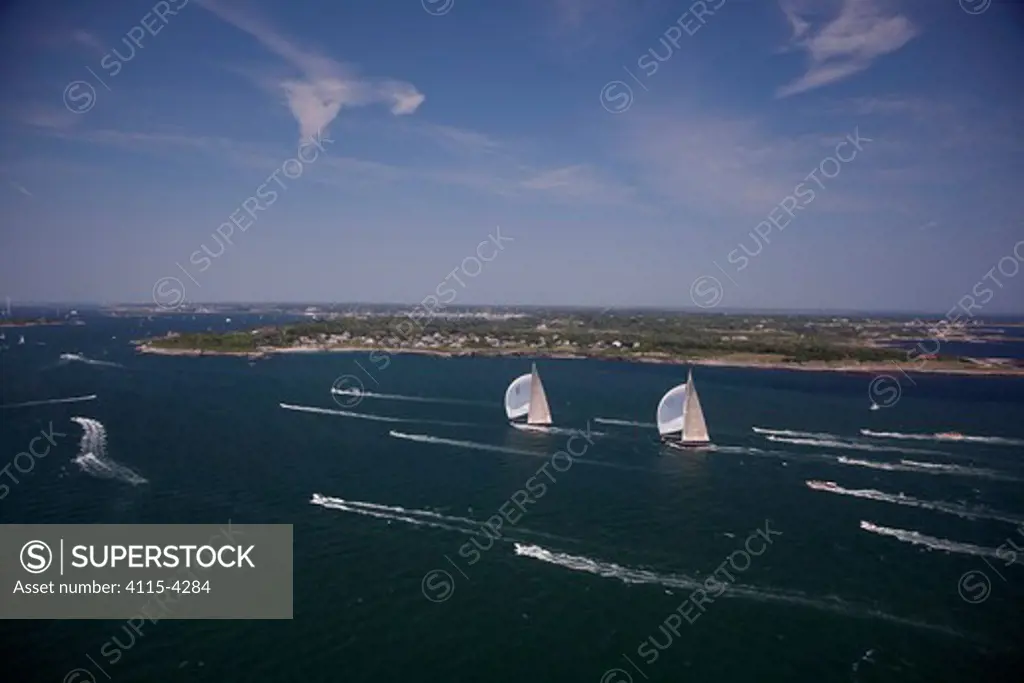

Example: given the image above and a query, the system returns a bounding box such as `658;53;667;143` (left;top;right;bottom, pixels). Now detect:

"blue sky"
1;0;1022;313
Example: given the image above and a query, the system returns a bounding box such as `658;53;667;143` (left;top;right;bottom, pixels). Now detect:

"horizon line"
4;301;1024;319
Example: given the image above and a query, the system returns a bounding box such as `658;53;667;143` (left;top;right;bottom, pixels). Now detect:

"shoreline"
133;343;1024;377
0;321;70;328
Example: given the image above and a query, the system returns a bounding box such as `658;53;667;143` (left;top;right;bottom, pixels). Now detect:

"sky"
0;0;1022;313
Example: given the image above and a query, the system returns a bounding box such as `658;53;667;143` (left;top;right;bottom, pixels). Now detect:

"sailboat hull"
511;422;554;433
664;440;712;451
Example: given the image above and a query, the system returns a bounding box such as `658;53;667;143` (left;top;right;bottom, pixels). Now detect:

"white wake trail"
753;427;838;439
765;434;944;456
805;480;1024;525
312;493;484;527
595;417;657;429
70;417;147;485
836;456;1017;481
59;353;123;368
861;429;1024;447
1;394;97;409
280;402;475;427
718;445;1018;482
388;430;641;472
859;521;1020;564
330;388;490;407
311;495;483;537
310;494;570;542
513;543;961;637
511;423;606;436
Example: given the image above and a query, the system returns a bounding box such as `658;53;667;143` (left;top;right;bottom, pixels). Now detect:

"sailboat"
505;362;553;431
656;368;711;450
17;335;25;346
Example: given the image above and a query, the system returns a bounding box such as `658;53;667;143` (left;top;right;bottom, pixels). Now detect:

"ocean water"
2;313;1023;682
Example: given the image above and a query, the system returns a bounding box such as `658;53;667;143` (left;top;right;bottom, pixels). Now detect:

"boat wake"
59;353;123;368
805;480;1024;525
70;417;147;486
388;430;644;473
714;445;789;457
330;388;489;406
511;423;605;436
595;417;657;429
836;456;1017;482
1;394;97;409
763;434;944;456
861;429;1024;447
309;494;570;543
753;427;837;440
716;445;1016;482
513;543;962;637
279;402;476;427
859;521;1020;564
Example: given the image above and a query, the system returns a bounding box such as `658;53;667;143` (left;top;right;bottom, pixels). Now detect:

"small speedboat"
935;431;964;441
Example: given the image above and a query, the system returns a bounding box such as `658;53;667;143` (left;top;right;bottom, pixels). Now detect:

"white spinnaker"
656;383;687;436
505;373;533;420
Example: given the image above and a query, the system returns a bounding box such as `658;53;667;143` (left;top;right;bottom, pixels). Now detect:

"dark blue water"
2;314;1023;682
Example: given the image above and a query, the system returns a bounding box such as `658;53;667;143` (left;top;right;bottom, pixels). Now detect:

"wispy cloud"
71;29;105;54
13;103;80;131
776;0;918;98
519;164;634;204
40;127;290;173
615;103;883;218
45;123;637;209
550;0;616;31
196;0;424;140
543;0;665;55
9;181;33;198
415;123;501;155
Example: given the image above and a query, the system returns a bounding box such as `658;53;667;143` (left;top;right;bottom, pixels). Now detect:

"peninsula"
133;309;1024;376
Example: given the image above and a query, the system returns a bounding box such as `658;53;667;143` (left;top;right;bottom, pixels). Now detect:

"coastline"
0;321;70;328
133;343;1024;377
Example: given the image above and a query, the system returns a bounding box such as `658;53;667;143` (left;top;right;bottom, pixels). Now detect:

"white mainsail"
680;369;710;444
504;373;533;420
656;370;710;445
656;383;688;436
526;363;552;425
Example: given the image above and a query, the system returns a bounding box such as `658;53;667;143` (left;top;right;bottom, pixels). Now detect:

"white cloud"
776;0;917;98
13;104;80;131
196;0;424;140
614;104;887;220
47;122;636;209
518;164;637;205
9;181;33;198
71;30;105;53
425;124;499;152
